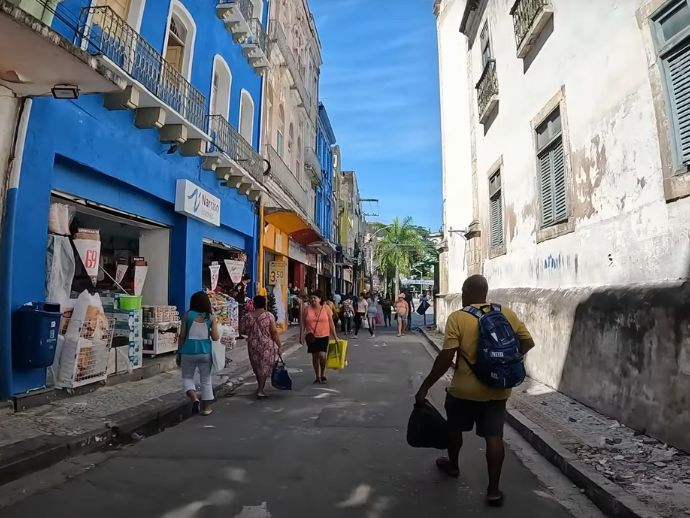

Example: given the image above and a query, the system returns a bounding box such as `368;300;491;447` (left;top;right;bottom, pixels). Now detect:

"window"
536;107;567;227
164;2;196;80
277;104;285;156
653;0;690;170
239;90;255;145
210;55;232;119
489;170;504;248
480;21;492;68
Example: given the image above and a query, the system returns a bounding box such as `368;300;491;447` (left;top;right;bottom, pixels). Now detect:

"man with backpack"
414;275;535;507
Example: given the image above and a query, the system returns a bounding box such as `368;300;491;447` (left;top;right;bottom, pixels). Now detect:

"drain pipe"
0;97;32;399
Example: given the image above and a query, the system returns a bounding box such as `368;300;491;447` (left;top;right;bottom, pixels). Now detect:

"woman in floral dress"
240;295;283;399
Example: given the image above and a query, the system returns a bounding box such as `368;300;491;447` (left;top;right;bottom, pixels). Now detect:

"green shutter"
490;195;503;246
552;142;567;222
539;152;554;226
667;40;690;165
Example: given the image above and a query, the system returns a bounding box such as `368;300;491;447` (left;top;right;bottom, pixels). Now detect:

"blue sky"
309;0;442;231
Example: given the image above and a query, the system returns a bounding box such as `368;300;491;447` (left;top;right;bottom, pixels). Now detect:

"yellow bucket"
327;339;348;370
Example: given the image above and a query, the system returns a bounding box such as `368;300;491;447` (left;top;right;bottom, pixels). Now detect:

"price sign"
209;263;221;291
268;261;286;287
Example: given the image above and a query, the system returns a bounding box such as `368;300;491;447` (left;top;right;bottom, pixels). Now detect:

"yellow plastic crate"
327;339;348;370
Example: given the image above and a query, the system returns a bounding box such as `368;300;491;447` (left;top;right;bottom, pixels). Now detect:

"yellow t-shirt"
443;303;532;402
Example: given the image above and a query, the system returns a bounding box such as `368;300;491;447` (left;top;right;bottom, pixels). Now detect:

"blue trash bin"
13;302;62;369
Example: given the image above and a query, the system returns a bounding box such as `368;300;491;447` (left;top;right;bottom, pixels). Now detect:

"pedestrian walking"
418;290;431;327
325;295;339;329
239;295;283;400
300;293;339;384
366;293;378;337
394;294;408;337
381;297;392;327
354;291;368;336
341;293;354;335
177;291;220;416
414;275;536;506
404;290;415;331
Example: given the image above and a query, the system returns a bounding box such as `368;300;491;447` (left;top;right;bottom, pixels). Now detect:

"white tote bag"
211;340;226;374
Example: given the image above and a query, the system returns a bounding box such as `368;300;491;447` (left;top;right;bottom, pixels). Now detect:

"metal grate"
476;59;498;120
79;6;207;131
64;317;115;388
208;115;266;182
248;17;267;54
511;0;549;49
217;0;254;24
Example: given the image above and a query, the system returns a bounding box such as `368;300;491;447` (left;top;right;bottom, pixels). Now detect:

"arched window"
164;1;196;80
288;122;294;154
296;135;302;177
210;55;232;119
276;104;285;156
239;89;255;144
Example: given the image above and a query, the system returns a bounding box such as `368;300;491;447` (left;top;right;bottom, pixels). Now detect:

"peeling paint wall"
0;88;20;238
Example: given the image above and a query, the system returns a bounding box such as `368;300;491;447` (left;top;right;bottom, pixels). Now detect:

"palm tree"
374;217;424;296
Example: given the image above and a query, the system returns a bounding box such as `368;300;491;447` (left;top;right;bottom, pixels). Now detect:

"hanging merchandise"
115;258;129;285
209;262;221;291
224;259;245;284
73;228;101;287
132;257;148;296
46;234;75;307
273;283;286;325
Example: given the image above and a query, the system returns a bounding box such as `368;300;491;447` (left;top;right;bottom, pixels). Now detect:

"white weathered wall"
460;0;690;291
0;87;20;234
436;0;473;294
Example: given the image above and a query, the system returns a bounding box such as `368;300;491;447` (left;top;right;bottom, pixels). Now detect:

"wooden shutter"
490;195;503;246
552;142;567;222
667;40;690;165
539;152;554;226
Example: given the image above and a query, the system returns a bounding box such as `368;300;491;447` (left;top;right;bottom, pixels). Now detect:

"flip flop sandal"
486;491;505;507
320;377;328;384
200;409;214;416
192;400;201;415
313;379;321;384
435;457;460;478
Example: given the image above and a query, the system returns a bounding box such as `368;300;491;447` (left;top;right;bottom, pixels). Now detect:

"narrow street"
0;324;592;518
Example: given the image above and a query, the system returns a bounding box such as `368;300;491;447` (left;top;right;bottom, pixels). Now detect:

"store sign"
224;259;245;284
268;261;287;286
175;180;221;227
307;253;318;269
288;240;309;264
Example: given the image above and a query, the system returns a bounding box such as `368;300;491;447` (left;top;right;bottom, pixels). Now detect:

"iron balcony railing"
207;115;265;182
79;6;206;131
217;0;254;24
511;0;548;49
475;59;498;120
266;145;315;222
248;17;267;55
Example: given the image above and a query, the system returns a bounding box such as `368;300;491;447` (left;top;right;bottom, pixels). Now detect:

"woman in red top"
300;293;339;384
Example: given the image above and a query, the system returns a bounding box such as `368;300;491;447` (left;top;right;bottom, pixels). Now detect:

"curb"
0;342;303;488
416;328;661;518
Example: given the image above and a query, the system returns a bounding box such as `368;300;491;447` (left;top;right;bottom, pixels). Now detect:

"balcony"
266;145;315;223
510;0;553;58
270;23;314;121
203;115;267;202
79;6;208;155
216;0;253;43
475;59;498;125
304;146;321;186
241;17;269;73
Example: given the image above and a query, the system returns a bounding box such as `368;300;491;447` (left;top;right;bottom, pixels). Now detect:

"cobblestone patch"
423;330;690;518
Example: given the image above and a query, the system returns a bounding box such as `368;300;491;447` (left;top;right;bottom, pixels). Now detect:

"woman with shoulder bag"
240;295;283;399
300;293;338;384
178;291;220;416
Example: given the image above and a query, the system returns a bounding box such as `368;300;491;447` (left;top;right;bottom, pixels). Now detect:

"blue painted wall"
316;103;336;241
0;0;268;396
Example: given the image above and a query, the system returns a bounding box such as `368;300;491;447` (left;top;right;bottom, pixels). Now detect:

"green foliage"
267;291;278;319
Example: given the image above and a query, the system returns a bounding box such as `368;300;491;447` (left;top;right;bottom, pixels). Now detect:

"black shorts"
307;336;329;354
444;394;507;438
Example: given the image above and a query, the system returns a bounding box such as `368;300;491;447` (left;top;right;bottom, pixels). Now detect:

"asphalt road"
0;327;584;518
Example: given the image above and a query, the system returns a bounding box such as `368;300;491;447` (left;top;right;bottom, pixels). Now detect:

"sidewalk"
419;328;689;518
0;326;302;486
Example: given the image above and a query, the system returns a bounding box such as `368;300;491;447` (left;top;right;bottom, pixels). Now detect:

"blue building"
315;102;336;242
0;0;271;397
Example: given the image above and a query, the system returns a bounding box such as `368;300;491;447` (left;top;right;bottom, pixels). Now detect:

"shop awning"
265;209;326;248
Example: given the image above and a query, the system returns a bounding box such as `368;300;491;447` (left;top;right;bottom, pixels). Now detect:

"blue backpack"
461;304;526;389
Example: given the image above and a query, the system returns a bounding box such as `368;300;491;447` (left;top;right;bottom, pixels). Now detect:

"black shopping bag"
271;356;292;390
406;400;449;449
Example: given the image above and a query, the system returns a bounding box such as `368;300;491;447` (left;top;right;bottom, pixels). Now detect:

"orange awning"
265;209;325;247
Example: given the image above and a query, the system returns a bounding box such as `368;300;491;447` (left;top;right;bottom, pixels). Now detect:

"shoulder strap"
490;303;501;313
462;306;484;319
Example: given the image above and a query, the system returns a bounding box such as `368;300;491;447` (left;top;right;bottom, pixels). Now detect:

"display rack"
57;317;115;389
143;320;181;356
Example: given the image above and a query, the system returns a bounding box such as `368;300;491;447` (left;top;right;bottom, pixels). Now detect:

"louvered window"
489;170;504;247
536;107;567;228
653;0;690;169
